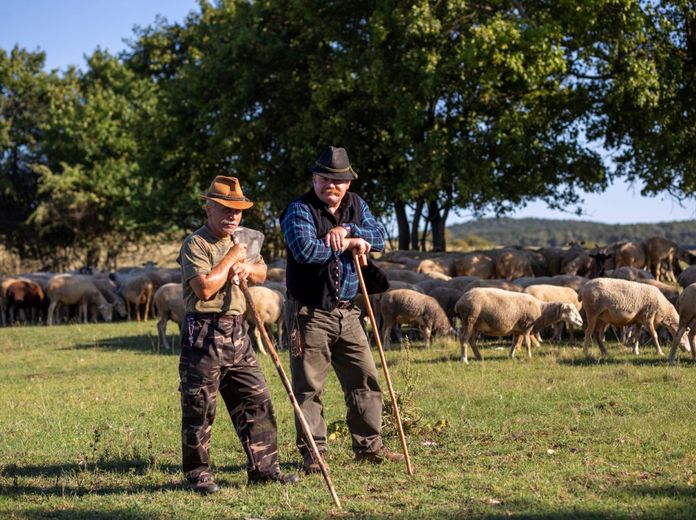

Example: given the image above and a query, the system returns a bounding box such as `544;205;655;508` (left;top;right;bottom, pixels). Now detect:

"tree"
0;47;54;260
128;0;610;252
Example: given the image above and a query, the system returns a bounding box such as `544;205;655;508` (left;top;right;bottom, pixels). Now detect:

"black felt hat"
308;146;358;180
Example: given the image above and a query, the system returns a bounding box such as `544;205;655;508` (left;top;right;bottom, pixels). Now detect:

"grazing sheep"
677;265;696;289
454;288;583;362
452;253;495;279
427;286;462;326
153;283;185;352
524;284;582;344
446;276;481;291
635;279;680;307
668;283;696;364
417;257;453;277
119;274;154;322
492;248;534;280
578;278;687;357
512;275;588;292
385;269;429;284
5;280;46;324
604;267;654;281
46;277;114;325
416;278;449;294
461;279;524;293
379;289;453;349
244;286;285;355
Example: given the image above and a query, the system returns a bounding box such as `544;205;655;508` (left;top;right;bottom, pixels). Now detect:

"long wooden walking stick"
352;250;414;476
236;278;342;509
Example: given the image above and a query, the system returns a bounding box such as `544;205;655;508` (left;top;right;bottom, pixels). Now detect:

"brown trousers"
290;304;384;456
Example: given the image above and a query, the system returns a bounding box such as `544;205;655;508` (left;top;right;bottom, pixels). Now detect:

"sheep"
5;280;46;324
452;253;495;279
385;269;430;284
379;289;453;349
416;257;453;277
454;288;583;362
677;265;696;289
427;286;462;327
46;276;114;325
244;286;285;355
153;283;185;352
668;283;696;364
512;275;588;292
416;278;449;294
119;274;154;322
266;267;286;282
604;267;654;281
461;279;524;293
578;278;687;357
523;284;582;344
446;276;481;291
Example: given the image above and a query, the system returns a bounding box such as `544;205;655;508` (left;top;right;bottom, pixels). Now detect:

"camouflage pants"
290;304;384;456
179;313;280;482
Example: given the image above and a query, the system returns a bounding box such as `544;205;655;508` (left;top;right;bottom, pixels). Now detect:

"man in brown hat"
280;146;405;475
177;176;299;494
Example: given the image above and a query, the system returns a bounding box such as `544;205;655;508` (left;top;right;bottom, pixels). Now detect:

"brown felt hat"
200;176;254;210
308;146;358;180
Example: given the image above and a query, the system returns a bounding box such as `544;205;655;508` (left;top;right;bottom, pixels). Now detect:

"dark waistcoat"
282;190;362;310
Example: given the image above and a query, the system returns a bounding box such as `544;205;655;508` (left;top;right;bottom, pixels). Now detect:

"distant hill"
448;217;696;248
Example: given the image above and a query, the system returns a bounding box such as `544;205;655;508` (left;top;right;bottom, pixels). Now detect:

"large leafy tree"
0;47;55;260
129;0;609;251
32;50;159;268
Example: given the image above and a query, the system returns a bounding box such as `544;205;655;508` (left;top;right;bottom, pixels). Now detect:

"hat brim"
201;195;254;210
309;166;357;181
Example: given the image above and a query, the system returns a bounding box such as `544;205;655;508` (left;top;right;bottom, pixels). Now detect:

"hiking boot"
355;447;405;464
187;475;220;495
302;451;326;475
248;470;300;485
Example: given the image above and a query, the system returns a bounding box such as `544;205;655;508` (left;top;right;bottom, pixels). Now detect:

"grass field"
2;322;696;519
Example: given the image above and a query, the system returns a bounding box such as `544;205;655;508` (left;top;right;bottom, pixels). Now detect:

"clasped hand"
323;226;370;255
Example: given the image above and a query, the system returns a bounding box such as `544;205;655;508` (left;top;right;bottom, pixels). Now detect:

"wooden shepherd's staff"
352;250;414;476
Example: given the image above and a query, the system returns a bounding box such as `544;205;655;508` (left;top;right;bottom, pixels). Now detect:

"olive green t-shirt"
178;225;264;316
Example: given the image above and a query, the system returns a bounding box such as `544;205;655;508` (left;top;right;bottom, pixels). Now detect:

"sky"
1;0;694;226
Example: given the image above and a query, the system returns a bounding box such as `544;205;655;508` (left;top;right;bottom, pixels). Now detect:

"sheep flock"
3;235;696;365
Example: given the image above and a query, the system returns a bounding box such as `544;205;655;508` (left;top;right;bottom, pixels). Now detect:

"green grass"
1;322;696;519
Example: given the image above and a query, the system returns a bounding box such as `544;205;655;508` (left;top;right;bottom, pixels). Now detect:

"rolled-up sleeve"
350;197;386;252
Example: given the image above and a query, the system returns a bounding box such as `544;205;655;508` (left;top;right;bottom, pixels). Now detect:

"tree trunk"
411;198;424;251
394;200;410;250
428;199;447;252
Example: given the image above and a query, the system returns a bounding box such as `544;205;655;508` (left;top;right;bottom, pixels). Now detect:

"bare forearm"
247;263;267;285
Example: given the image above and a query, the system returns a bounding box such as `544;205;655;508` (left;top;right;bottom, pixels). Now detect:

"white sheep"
244;286;285;355
523;284;582;344
153;283;185;352
454;288;583;363
668;283;696;364
379;289;453;349
578;278;687;357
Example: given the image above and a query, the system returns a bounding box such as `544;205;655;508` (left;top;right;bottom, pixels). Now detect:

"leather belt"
336;299;354;309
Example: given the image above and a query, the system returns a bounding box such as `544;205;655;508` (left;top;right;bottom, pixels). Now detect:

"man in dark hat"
177;175;299;494
280;146;405;475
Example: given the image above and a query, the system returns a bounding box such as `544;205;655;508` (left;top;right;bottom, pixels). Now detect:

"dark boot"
187;474;220;494
248;470;300;485
355;446;405;464
302;450;326;475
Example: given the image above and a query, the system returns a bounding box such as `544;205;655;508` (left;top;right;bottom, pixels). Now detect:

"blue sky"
1;0;694;225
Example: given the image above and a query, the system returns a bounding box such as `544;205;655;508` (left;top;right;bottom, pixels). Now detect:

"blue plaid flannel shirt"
280;195;386;301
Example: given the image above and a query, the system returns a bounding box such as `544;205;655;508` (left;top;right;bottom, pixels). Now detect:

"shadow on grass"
66;334;178;356
0;458;253;497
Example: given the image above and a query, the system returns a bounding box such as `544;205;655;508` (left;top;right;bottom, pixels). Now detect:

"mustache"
324;189;341;196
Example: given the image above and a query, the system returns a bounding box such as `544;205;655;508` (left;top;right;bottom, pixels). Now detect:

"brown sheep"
379;289;453;349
